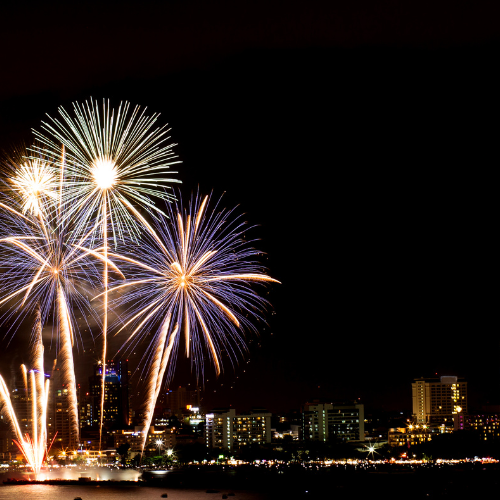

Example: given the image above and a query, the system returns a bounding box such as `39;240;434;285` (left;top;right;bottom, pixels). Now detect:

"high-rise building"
47;368;77;449
302;402;365;442
10;371;32;439
0;420;12;460
88;360;130;430
412;376;467;428
79;389;93;429
205;408;272;451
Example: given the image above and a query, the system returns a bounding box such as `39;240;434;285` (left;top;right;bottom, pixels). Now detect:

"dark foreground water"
0;485;263;500
1;464;500;499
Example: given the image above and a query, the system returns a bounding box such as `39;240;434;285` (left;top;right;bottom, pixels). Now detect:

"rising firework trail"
0;314;52;475
101;194;279;453
0;158;110;446
33;99;181;448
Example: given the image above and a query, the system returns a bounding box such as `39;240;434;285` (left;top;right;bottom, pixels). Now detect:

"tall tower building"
10;382;32;440
47;368;77;449
412;376;467;428
0;420;12;460
79;389;93;429
89;360;130;430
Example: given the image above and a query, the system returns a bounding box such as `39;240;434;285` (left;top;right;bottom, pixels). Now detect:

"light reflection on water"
34;465;141;481
0;468;265;500
0;484;263;500
0;465;141;481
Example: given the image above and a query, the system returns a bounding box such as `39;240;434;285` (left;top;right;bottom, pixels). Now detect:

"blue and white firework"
0;179;109;445
102;194;279;451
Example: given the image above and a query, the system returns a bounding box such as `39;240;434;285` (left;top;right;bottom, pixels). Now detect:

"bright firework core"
91;158;117;189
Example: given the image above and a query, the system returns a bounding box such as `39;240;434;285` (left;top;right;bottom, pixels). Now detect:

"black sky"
0;0;498;415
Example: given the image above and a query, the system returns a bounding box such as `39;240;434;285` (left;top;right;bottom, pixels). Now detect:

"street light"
155;439;164;455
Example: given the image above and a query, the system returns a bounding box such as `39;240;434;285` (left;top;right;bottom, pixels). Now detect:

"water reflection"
3;466;141;482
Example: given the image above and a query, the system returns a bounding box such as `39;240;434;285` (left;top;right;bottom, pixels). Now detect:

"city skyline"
6;365;499;459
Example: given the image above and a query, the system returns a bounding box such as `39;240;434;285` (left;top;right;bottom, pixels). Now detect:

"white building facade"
205;409;272;451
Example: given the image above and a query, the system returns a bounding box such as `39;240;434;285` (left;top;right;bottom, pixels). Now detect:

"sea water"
0;485;265;500
0;468;267;500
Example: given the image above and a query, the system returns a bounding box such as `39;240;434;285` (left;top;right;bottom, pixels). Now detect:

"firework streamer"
32;307;45;432
57;283;79;444
20;364;28;393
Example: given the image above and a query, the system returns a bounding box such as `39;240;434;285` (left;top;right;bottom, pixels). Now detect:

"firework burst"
102;193;279;452
0;146;59;225
0;186;109;446
9;157;57;218
32;99;181;447
32;98;181;241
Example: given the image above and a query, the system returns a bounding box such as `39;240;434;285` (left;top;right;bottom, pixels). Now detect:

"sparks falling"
103;194;279;453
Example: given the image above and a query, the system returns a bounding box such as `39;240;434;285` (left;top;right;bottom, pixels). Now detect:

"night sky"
0;1;498;416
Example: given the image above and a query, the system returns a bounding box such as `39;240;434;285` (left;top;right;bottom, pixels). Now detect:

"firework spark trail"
30;370;37;459
105;194;279;448
32;307;45;423
0;317;51;475
141;315;179;456
32;316;51;468
33;99;181;448
155;324;179;404
57;283;79;444
21;364;28;393
139;314;179;455
100;194;108;450
139;314;170;455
